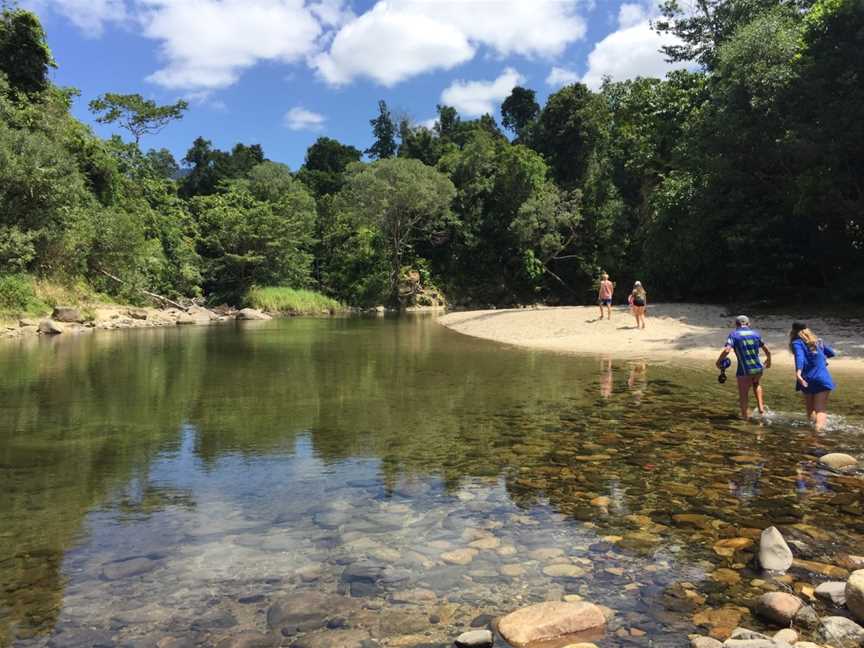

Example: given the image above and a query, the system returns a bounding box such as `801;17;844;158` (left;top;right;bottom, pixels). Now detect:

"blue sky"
29;0;684;170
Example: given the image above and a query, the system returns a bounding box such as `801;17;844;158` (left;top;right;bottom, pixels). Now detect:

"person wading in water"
789;321;836;431
716;315;772;420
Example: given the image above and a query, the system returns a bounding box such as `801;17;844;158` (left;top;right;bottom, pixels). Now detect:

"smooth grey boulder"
848;569;864;623
691;637;723;648
454;629;493;647
237;308;271;321
759;526;794;573
816;616;864;645
37;319;63;335
815;581;847;606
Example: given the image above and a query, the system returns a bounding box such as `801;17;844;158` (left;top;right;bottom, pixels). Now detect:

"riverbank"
0;303;273;341
439;304;864;373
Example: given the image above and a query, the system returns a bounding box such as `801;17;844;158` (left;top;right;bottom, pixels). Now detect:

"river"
1;316;863;647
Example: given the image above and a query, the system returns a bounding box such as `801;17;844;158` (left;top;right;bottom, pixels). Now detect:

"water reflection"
0;317;863;647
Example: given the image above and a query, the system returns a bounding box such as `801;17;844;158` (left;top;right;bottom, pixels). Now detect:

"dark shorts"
633;299;645;307
796;381;833;395
599;299;612;306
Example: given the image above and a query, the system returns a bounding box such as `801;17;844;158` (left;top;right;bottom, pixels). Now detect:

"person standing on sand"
789;322;835;431
629;281;647;329
597;273;614;320
716;315;772;420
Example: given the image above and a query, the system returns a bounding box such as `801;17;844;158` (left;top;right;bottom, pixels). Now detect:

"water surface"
2;317;863;647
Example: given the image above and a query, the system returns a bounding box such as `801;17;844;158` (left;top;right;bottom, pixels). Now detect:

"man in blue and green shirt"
716;315;772;420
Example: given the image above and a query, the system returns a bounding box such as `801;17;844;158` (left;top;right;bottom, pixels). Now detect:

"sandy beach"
439;303;864;373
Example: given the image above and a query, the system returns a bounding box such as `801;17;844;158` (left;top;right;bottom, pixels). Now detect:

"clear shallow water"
1;316;863;648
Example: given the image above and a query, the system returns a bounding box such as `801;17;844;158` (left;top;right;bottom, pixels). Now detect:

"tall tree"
0;6;54;96
336;158;455;302
532;83;600;188
365;100;397;160
654;0;801;69
297;136;362;197
89;93;188;145
501;86;540;138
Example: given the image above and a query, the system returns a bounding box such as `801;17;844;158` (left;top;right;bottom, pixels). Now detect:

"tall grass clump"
0;274;47;317
247;286;344;315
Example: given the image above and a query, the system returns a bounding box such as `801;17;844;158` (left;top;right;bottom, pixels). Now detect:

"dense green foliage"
1;1;861;309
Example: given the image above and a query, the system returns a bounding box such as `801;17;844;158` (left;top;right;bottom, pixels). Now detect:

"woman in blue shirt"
789;322;835;431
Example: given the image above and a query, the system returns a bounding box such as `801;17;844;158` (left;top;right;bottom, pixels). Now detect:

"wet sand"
439;304;864;373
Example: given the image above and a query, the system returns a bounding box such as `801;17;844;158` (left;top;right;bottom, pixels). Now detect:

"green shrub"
247;286;343;315
0;273;46;316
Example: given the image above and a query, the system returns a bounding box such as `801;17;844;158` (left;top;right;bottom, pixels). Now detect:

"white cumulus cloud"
40;0;590;92
581;1;688;90
546;66;580;87
284;106;326;131
140;0;322;91
441;67;524;117
314;0;587;86
313;2;474;86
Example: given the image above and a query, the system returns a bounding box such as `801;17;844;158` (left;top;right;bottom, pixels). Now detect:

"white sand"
439;303;864;373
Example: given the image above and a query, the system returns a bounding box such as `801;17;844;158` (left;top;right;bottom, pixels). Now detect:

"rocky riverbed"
3;318;863;648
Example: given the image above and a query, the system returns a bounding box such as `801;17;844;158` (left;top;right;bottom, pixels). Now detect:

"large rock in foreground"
755;592;803;626
758;527;793;573
816;616;864;645
819;453;858;470
848;569;864;623
497;601;606;647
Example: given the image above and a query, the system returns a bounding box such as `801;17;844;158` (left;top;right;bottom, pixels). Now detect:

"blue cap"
719;358;732;369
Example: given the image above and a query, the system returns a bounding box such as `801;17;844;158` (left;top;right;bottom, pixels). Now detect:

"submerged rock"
848;569;864;623
497;601;606;647
101;556;160;580
759;527;793;573
215;631;273;648
267;592;333;635
440;548;477;565
542;564;586;578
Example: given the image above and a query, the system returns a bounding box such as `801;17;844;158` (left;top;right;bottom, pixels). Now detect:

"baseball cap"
735;315;750;326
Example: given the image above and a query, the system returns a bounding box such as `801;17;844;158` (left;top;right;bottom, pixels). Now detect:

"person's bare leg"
605;304;611;320
737;377;751;420
813;391;829;431
804;394;816;422
752;378;765;414
599;303;604;320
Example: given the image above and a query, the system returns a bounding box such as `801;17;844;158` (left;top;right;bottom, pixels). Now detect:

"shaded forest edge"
1;1;862;324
